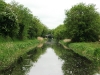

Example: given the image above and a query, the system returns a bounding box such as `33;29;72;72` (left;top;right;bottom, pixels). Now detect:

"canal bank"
0;39;40;71
59;40;100;61
1;41;100;75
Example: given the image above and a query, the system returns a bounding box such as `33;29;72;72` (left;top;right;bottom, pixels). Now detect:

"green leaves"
0;0;47;40
54;24;67;40
64;3;100;42
0;6;18;38
0;0;6;12
27;16;47;39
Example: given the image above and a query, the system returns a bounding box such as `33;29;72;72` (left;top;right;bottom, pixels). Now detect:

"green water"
1;41;100;75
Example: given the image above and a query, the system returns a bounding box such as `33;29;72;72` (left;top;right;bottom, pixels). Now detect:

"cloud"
5;0;100;29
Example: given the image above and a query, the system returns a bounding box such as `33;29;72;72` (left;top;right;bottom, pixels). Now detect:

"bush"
64;3;100;42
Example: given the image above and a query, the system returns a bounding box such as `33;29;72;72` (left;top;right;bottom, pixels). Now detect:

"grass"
0;39;39;71
60;40;100;61
68;42;100;61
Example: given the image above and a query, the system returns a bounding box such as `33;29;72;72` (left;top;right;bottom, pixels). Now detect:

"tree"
41;26;48;38
54;24;67;40
10;1;46;40
0;0;6;12
27;16;45;39
32;17;44;37
10;1;33;40
0;5;18;39
64;3;100;42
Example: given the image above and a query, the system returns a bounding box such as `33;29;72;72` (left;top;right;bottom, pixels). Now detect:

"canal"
1;40;100;75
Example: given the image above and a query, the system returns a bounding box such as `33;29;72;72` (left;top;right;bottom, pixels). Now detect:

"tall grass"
60;40;100;61
68;42;100;61
0;39;39;71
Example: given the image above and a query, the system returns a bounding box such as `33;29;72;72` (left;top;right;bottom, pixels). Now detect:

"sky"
5;0;100;29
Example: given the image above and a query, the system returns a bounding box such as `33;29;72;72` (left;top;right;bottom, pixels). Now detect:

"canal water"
1;40;100;75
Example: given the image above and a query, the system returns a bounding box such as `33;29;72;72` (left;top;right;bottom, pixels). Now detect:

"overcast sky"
5;0;100;29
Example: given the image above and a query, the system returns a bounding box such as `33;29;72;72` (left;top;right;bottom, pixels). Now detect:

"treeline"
53;3;100;42
53;24;67;40
0;0;48;41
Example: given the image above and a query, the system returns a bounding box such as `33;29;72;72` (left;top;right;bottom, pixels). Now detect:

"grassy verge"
60;40;100;61
68;42;100;61
0;39;39;71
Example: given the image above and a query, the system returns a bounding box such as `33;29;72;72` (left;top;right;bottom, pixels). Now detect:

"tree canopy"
64;3;100;42
0;0;48;40
53;24;67;40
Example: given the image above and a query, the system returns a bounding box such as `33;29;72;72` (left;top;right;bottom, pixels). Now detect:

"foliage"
0;6;18;39
0;0;47;41
0;0;48;72
68;42;100;61
10;1;33;40
64;3;100;42
41;26;48;37
2;45;47;75
10;1;47;40
27;17;47;39
0;0;6;12
54;24;67;40
0;39;39;71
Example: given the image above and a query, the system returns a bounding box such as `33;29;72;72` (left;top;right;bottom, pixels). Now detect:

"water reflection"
28;47;63;75
1;44;47;75
1;41;100;75
61;51;94;75
52;44;100;75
